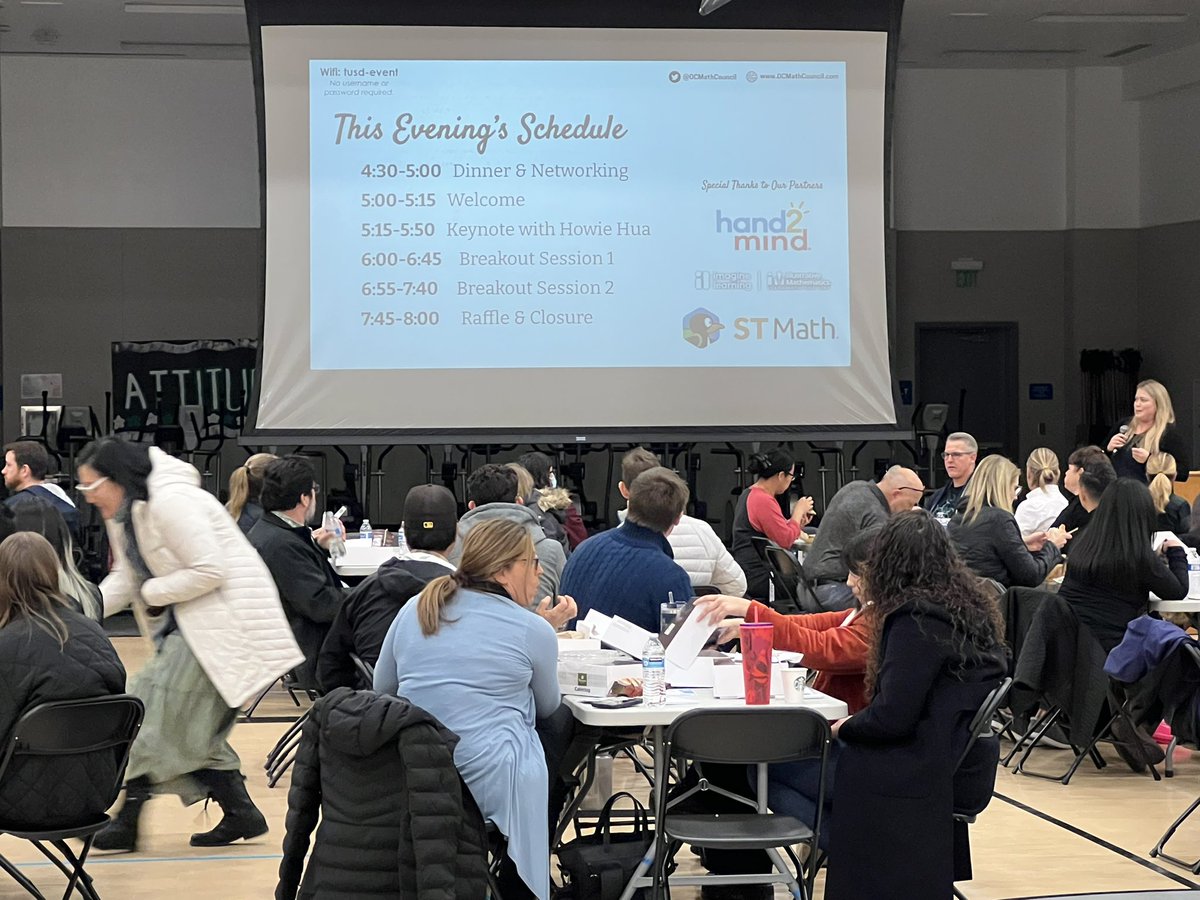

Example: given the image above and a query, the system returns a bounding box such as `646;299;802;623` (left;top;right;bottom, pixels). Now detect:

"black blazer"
1111;422;1192;482
248;512;345;688
825;602;1004;900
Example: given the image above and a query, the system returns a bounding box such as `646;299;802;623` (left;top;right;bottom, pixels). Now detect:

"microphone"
1111;424;1129;454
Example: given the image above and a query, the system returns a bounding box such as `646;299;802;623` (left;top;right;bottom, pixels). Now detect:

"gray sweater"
803;480;890;583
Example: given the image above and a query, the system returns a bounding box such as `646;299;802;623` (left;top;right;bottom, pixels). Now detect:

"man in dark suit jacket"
248;456;344;689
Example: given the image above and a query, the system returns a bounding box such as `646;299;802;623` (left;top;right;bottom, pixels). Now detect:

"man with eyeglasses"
803;465;925;610
924;432;979;525
248;455;346;690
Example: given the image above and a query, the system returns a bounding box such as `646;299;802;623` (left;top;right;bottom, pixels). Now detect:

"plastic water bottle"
359;518;373;545
642;634;666;707
396;525;408;554
1187;548;1200;599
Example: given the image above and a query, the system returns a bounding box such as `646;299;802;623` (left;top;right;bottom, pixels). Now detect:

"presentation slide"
256;26;894;435
308;59;849;370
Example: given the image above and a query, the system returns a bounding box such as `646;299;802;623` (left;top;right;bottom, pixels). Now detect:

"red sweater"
746;486;802;548
746;602;870;713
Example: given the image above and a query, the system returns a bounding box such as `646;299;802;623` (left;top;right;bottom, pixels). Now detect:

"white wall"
893;68;1069;231
1139;83;1200;228
0;56;259;228
1067;67;1140;229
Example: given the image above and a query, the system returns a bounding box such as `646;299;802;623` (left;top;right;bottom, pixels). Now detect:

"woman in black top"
824;510;1005;900
1107;379;1191;482
1059;478;1188;652
948;455;1068;588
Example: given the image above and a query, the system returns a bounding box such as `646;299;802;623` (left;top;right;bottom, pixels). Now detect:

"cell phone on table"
585;697;643;708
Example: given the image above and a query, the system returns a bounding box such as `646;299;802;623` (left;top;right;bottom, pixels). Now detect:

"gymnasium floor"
3;636;1200;899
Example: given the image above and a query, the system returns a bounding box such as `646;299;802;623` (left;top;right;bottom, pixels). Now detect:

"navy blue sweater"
561;521;694;634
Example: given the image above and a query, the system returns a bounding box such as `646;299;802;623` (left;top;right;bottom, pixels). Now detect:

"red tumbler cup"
739;622;774;705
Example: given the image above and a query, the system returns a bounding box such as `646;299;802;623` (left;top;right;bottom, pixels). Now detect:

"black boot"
93;777;151;852
189;770;269;847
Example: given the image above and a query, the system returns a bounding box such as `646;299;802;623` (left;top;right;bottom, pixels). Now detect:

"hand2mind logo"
682;307;725;349
716;202;809;252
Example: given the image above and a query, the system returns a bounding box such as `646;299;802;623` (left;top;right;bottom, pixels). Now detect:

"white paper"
1153;531;1182;552
662;600;716;669
601;616;654;659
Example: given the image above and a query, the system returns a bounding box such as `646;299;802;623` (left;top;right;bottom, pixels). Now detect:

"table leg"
618;724;665;900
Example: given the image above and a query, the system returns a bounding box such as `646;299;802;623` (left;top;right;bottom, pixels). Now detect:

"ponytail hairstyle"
226;452;278;521
416;518;534;636
0;532;71;647
1025;447;1060;492
962;454;1019;523
1146;452;1178;514
747;448;795;482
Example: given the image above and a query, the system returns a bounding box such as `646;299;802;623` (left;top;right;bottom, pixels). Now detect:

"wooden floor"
3;637;1200;899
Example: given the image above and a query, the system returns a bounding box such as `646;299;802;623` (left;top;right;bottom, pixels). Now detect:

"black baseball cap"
403;484;459;551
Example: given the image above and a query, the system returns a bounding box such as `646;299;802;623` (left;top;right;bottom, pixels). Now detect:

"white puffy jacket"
101;448;304;707
619;509;746;595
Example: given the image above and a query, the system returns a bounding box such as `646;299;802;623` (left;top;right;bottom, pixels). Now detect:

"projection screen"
247;7;900;442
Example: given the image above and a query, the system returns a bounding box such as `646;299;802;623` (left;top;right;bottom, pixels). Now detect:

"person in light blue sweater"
561;466;694;634
374;518;564;900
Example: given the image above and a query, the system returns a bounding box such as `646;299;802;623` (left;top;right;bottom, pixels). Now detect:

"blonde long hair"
417;518;534;636
1133;379;1175;457
226;453;277;521
0;533;71;647
506;463;535;503
1025;447;1060;491
963;455;1019;524
1147;452;1178;514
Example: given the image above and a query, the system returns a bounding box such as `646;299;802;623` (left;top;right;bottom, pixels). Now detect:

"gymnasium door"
915;323;1019;458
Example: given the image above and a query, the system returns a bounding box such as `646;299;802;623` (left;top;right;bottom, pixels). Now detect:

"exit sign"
955;271;978;288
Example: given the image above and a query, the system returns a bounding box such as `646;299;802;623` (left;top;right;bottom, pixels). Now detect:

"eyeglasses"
526;556;542;570
783;471;796;480
941;451;973;460
898;486;925;493
76;476;110;493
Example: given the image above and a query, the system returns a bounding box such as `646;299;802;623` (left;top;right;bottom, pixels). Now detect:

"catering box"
558;650;641;697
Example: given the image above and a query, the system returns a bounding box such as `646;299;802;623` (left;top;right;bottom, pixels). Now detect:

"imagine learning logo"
682;307;725;349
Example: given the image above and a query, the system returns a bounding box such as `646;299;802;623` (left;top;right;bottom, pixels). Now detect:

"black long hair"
1064;478;1159;595
77;438;152;502
862;510;1004;694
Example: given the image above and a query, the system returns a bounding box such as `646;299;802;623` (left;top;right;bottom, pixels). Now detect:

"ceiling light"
20;1;63;6
1035;14;1187;25
125;3;246;14
949;12;989;16
699;0;735;15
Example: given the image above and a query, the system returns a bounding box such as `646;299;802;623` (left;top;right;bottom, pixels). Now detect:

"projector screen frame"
242;0;907;446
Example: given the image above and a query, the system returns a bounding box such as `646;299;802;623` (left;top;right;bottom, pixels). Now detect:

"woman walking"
76;438;302;851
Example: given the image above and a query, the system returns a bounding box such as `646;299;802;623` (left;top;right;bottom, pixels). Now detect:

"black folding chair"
1149;642;1200;872
763;545;823;614
0;695;145;900
953;678;1012;900
350;653;376;687
652;707;831;899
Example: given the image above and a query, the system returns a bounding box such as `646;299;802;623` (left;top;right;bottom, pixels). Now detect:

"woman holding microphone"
1108;380;1191;482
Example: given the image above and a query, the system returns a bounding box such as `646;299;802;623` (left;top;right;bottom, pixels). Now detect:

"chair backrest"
763;545;823;614
351;653;376;686
955;677;1013;772
0;695;145;823
666;707;830;766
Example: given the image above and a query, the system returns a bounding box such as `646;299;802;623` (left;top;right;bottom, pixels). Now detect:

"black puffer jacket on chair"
276;687;489;899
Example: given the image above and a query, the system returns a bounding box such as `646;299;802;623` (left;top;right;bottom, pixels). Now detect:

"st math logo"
683;307;725;349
